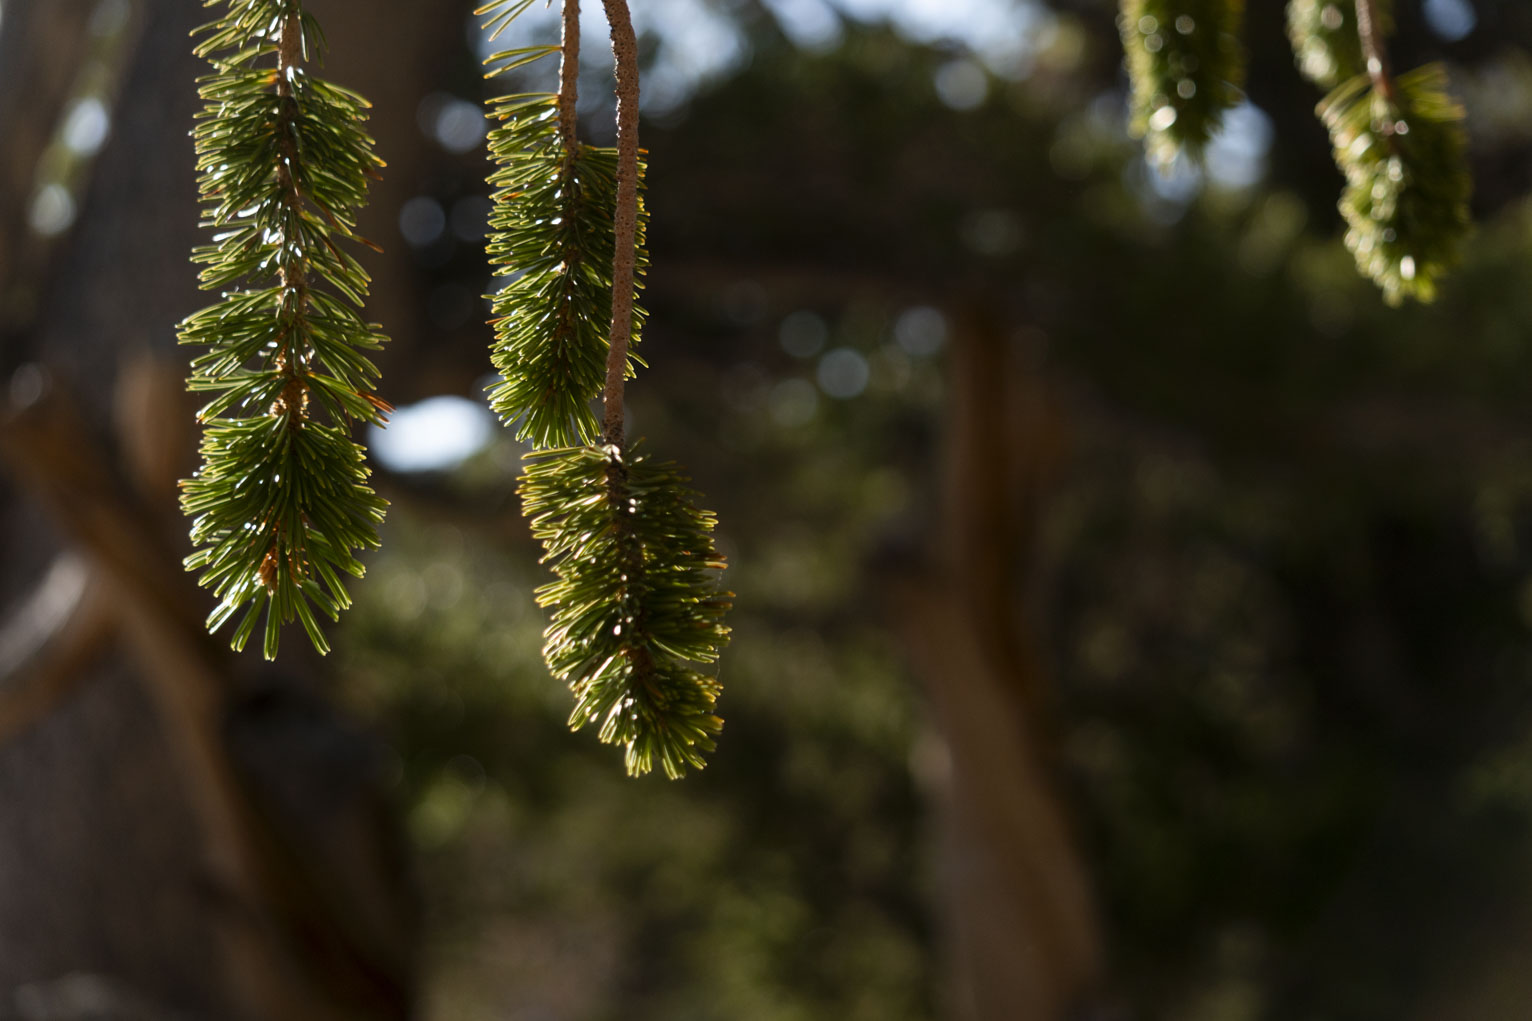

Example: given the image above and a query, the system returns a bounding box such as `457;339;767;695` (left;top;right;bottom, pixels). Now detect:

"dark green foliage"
1318;65;1471;305
520;444;731;779
1119;0;1246;166
179;0;389;657
483;93;648;448
1287;0;1391;89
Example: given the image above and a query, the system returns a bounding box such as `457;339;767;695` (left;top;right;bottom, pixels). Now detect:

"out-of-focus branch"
0;555;113;745
0;368;410;1020
1;354;191;744
600;0;641;445
1355;0;1399;107
0;0;97;323
0;0;142;345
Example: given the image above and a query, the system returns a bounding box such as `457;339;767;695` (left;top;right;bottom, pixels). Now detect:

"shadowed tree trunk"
897;300;1100;1021
0;0;465;1014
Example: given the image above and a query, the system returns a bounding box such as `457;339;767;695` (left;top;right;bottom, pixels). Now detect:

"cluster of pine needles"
1121;0;1470;305
480;0;732;778
177;0;732;778
179;0;389;659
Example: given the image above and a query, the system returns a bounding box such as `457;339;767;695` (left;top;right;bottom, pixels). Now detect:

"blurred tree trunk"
898;301;1100;1021
0;0;97;332
0;0;464;1015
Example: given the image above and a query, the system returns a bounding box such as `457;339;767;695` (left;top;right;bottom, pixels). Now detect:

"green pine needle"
1120;0;1246;166
1287;0;1391;89
520;444;732;779
483;94;649;448
478;0;729;778
1318;64;1472;305
179;0;389;658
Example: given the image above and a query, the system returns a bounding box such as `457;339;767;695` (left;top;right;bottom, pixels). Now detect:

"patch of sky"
1424;0;1476;42
472;0;1055;116
834;0;1054;79
1135;100;1274;212
817;347;871;398
473;0;747;115
893;307;946;356
370;396;496;474
418;92;486;154
62;97;110;156
761;0;843;51
1205;101;1274;191
399;196;447;248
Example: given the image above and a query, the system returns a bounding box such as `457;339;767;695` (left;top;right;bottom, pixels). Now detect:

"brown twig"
1355;0;1400;108
558;0;581;156
267;12;311;592
273;11;310;429
600;0;640;446
0;556;112;746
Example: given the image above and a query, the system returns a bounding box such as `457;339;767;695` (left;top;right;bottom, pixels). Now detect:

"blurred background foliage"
338;0;1532;1016
11;0;1532;1017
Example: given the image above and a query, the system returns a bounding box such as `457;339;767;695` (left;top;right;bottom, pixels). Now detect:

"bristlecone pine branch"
483;94;648;447
1317;65;1470;304
521;445;729;779
179;0;390;659
478;0;732;778
1289;0;1470;304
1287;0;1391;89
1119;0;1246;166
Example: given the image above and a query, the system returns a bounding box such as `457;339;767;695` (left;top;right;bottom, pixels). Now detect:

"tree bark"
0;1;442;1015
897;301;1100;1020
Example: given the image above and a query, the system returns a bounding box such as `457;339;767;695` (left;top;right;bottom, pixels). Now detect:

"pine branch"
1119;0;1246;167
1318;63;1471;305
1287;0;1392;89
179;0;390;658
600;0;641;445
482;98;648;447
558;0;580;153
480;2;648;448
1290;1;1471;304
1353;0;1397;106
520;444;731;779
477;0;731;777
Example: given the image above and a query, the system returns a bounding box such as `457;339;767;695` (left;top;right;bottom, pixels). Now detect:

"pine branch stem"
268;10;309;590
558;0;580;156
273;10;310;432
1354;0;1399;108
548;1;585;441
600;0;640;446
605;456;657;696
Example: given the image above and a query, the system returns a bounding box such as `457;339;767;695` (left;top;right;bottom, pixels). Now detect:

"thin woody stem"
273;11;309;430
557;0;580;155
600;0;639;446
267;11;309;589
1354;0;1399;108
